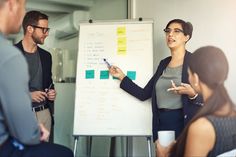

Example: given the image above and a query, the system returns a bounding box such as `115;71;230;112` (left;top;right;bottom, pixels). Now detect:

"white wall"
90;0;127;20
133;0;236;102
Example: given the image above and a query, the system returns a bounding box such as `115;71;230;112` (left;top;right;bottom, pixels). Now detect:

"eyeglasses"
30;25;50;34
163;28;184;35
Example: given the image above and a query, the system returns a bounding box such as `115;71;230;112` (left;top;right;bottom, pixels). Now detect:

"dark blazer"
15;41;53;90
120;51;202;142
14;41;54;114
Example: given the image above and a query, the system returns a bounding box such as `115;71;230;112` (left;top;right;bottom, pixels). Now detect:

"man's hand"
39;123;49;142
31;91;47;102
46;89;56;101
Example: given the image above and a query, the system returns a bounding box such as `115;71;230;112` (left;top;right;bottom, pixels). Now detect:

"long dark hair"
170;46;235;156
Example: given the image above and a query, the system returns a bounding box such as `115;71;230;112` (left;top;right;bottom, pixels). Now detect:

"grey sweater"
0;34;40;145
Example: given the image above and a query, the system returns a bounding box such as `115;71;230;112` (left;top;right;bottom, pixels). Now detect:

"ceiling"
26;0;94;14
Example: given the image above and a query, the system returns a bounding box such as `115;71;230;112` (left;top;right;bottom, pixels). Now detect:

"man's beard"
32;33;44;45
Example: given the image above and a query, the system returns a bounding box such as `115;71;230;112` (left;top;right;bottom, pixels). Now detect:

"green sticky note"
85;70;95;79
100;70;109;79
127;71;136;80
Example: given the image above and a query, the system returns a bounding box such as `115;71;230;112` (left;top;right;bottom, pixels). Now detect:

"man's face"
31;19;49;45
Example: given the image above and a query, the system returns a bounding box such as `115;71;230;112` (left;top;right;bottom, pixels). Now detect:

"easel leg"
109;137;116;157
121;137;125;157
126;137;133;157
87;136;92;157
73;136;79;157
147;136;152;157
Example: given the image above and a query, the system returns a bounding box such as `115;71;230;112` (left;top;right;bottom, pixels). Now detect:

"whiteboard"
73;20;153;136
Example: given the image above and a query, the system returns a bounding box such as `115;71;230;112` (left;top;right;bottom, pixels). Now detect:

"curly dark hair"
165;19;193;42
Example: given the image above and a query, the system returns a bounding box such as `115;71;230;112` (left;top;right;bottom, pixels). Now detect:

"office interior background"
8;0;236;156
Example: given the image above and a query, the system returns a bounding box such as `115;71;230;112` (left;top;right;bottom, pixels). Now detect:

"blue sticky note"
85;70;95;79
127;71;136;80
100;70;109;79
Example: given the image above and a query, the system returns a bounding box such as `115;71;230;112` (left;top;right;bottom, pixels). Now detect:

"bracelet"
189;93;198;100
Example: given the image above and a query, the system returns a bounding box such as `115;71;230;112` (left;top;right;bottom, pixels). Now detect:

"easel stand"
147;136;152;157
73;135;152;157
73;136;79;155
73;136;92;157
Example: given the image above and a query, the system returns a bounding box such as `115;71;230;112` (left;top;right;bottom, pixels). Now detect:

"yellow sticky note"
117;46;127;55
117;37;127;45
117;27;126;36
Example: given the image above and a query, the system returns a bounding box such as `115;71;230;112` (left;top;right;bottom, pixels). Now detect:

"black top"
207;115;236;157
24;50;45;107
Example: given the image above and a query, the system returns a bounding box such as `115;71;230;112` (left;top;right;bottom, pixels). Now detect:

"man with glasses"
15;10;56;142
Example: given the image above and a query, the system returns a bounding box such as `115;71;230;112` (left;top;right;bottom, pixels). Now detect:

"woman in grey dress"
156;46;236;157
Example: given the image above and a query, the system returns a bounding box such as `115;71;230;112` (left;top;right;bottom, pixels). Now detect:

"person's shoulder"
0;42;23;60
0;37;24;65
189;117;214;131
185;118;216;156
184;50;192;58
155;56;171;71
0;46;26;72
14;40;22;47
160;56;171;64
186;50;191;54
188;117;215;145
37;46;51;56
38;46;49;53
162;56;172;61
